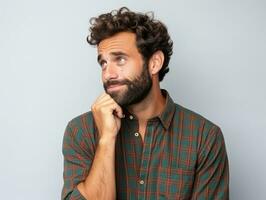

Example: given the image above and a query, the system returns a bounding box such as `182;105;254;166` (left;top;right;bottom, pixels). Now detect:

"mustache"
104;79;130;88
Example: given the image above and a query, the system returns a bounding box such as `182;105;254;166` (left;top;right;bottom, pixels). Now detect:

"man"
62;7;229;200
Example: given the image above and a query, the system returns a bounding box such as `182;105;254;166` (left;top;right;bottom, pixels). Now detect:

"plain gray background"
0;0;265;199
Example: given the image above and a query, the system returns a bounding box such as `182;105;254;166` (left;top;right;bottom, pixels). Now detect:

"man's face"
97;32;152;106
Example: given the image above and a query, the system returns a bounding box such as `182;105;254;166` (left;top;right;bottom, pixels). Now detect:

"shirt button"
139;180;144;185
129;115;134;120
134;132;139;137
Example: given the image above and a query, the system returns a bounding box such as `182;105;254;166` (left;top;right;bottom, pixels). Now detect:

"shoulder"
64;111;97;143
173;103;223;140
175;104;219;126
62;111;97;159
175;103;218;127
67;111;94;130
173;104;226;160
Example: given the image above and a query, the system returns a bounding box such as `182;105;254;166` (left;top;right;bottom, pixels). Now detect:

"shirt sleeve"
191;126;229;200
61;120;95;200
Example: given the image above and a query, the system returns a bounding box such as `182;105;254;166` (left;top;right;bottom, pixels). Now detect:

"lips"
107;84;125;92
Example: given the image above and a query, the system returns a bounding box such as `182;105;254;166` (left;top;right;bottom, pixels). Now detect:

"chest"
114;122;197;199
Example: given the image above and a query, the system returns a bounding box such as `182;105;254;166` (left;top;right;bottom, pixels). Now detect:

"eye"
99;60;107;68
116;56;126;66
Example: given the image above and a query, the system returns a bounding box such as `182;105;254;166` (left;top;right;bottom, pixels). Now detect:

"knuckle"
91;105;97;111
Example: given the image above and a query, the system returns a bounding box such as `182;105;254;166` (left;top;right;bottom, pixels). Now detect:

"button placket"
138;123;154;199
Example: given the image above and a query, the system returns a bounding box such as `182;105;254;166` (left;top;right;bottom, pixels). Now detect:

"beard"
103;62;152;107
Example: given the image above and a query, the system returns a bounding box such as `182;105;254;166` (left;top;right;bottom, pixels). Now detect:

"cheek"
101;72;105;82
126;61;142;75
115;66;128;79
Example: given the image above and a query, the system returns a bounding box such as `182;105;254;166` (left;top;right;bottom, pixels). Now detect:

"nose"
102;63;119;81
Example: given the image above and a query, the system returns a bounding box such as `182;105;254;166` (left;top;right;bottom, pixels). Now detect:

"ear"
148;50;164;75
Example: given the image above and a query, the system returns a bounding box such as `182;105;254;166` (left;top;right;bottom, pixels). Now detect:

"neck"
127;85;166;123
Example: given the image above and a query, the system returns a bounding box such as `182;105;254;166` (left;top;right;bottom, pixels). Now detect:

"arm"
62;121;93;200
77;137;116;199
191;126;229;200
62;93;123;200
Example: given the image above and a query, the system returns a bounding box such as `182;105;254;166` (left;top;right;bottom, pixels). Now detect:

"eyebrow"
97;51;128;63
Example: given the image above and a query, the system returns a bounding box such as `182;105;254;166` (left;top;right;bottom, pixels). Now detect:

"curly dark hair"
87;7;173;81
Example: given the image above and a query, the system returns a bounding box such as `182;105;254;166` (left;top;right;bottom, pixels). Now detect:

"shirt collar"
123;89;176;130
157;89;176;130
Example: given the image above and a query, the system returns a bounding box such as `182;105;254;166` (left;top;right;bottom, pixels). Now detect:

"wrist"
98;135;116;146
98;137;116;156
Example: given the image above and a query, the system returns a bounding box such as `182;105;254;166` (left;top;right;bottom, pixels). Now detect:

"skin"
77;32;166;199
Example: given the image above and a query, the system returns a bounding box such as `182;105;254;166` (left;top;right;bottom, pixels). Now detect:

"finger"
92;94;111;110
93;93;125;118
100;101;124;119
95;92;108;103
94;97;115;110
110;102;124;119
113;108;125;119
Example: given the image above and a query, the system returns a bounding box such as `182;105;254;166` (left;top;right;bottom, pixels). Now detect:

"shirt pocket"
158;168;195;200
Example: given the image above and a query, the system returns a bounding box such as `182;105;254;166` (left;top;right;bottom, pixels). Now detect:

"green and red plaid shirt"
62;90;229;200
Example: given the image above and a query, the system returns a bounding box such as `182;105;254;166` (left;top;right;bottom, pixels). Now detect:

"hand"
91;93;124;141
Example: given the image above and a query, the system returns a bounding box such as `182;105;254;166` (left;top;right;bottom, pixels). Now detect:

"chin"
109;91;126;103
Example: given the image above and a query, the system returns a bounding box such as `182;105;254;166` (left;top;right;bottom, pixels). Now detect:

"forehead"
97;32;138;55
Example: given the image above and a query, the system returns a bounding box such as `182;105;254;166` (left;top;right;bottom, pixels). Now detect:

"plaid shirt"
62;90;229;200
